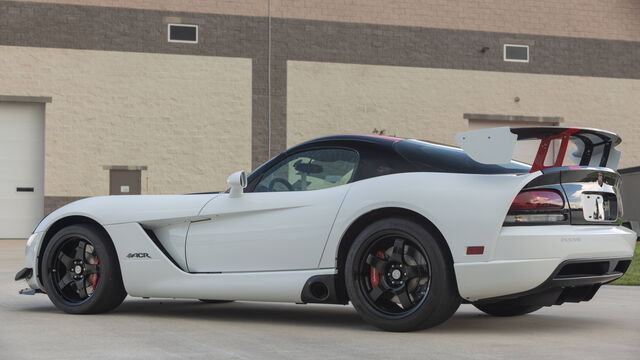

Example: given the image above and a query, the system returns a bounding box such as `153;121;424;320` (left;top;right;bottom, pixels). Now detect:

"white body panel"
107;222;333;301
455;225;636;300
37;195;216;229
0;102;44;238
23;170;637;302
187;185;349;272
319;172;539;267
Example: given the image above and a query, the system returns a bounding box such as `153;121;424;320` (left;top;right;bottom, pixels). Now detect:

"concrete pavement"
1;239;639;360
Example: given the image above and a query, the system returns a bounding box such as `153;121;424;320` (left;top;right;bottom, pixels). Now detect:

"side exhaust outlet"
309;282;329;301
300;275;348;304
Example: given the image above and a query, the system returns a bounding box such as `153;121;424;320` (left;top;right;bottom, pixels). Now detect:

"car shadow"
20;299;610;333
114;299;370;329
437;308;607;335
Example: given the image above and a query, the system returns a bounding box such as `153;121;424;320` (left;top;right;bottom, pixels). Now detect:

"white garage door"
0;102;44;239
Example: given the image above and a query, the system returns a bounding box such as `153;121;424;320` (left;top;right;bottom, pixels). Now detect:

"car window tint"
255;149;358;192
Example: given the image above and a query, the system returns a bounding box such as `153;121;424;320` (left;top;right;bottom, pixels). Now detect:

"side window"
255;148;358;192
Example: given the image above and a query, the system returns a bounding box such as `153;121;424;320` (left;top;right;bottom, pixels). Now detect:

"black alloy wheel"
49;236;101;304
42;224;127;314
345;218;460;331
359;235;431;315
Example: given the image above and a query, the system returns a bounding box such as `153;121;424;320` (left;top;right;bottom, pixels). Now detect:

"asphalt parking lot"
1;239;638;360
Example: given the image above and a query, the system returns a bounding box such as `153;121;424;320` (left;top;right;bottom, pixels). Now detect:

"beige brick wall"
0;46;252;196
16;0;640;41
272;0;640;41
287;61;640;168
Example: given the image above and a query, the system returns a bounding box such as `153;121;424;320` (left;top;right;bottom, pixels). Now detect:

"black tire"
345;217;460;331
41;224;127;314
474;300;542;317
198;299;234;304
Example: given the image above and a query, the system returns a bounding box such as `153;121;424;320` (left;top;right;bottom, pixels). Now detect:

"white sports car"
15;127;637;331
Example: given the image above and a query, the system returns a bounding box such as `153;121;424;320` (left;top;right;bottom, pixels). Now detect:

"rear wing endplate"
455;127;622;172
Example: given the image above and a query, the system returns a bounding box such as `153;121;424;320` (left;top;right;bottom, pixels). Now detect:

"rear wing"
455;127;622;172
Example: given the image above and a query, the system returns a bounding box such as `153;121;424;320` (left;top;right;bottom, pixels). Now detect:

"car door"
185;148;359;272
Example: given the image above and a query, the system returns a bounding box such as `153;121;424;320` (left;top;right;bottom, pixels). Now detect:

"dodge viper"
15;127;637;331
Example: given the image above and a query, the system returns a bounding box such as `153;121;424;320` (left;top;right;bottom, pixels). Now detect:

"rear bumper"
454;225;636;301
473;257;631;306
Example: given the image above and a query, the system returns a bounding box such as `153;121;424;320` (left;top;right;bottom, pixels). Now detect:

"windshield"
395;139;531;174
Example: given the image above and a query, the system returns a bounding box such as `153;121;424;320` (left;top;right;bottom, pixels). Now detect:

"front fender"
27;194;216;290
35;194;216;233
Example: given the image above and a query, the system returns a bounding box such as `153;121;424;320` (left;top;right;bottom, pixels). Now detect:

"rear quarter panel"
319;171;539;267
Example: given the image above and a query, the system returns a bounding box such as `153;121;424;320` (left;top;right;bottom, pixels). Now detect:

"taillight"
509;190;564;211
504;189;567;225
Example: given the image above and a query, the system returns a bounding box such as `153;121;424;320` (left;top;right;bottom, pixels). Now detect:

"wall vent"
168;24;198;43
504;44;529;62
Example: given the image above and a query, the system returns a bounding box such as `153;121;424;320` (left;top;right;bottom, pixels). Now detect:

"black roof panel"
297;134;403;147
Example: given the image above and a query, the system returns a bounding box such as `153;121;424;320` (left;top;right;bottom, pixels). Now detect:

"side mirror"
227;170;247;198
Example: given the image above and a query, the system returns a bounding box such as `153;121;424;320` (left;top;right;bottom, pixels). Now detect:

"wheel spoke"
84;264;99;274
368;279;392;301
73;240;86;261
365;254;387;273
369;286;385;302
75;279;88;298
57;252;73;268
57;273;74;290
405;246;422;263
395;288;413;309
405;265;427;280
390;238;405;263
370;282;393;302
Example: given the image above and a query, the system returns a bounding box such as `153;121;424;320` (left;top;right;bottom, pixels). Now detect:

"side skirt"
106;222;336;302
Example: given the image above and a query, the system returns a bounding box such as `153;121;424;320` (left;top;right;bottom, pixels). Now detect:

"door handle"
16;187;34;192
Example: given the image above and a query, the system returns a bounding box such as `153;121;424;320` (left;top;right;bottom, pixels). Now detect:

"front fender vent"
142;227;186;271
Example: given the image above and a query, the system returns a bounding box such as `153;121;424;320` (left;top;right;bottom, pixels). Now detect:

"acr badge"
127;252;151;259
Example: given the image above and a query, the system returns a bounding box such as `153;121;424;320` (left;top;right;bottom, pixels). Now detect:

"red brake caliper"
370;250;385;288
89;257;100;289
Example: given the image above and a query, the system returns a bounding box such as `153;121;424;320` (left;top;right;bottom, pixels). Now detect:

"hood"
35;194;217;233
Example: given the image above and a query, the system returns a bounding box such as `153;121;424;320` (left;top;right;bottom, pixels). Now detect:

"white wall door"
0;102;45;238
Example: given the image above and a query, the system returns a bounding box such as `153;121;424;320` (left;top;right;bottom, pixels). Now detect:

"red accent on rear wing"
510;127;622;172
529;128;580;172
455;127;622;171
